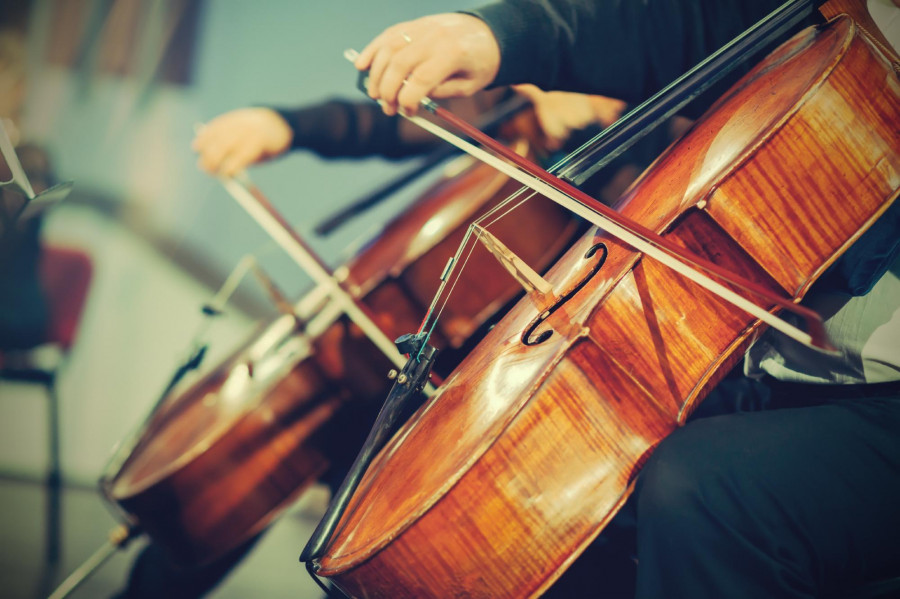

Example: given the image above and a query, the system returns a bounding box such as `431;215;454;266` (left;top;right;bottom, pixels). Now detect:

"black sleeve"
271;90;511;160
464;0;809;116
271;100;435;160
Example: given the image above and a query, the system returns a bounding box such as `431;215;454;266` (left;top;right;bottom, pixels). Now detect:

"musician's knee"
636;428;709;534
636;418;749;537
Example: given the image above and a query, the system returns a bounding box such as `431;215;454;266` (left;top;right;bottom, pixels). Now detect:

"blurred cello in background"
98;113;581;566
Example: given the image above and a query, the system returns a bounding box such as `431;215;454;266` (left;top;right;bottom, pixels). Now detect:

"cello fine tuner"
387;369;398;380
440;257;454;282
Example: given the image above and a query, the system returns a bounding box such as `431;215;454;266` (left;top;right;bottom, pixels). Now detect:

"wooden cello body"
100;136;579;566
312;16;900;597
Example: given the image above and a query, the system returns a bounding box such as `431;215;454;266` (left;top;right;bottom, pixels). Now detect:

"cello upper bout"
616;15;899;296
703;14;900;295
819;0;900;65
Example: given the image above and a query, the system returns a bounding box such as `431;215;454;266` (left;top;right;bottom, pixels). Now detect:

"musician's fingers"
360;24;411;99
196;136;233;174
381;48;438;116
218;144;260;177
193;108;292;174
417;15;500;103
370;49;420;115
358;13;500;116
395;57;459;115
191;123;221;154
429;77;483;100
355;23;402;73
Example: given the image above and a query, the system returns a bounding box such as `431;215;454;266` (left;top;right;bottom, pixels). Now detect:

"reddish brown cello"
307;7;900;597
99;131;579;566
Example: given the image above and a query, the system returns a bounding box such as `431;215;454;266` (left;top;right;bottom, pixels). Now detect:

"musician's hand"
192;108;293;176
354;13;500;117
513;85;628;151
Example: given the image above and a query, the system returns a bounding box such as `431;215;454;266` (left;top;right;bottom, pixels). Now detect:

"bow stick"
344;0;836;351
396;98;833;351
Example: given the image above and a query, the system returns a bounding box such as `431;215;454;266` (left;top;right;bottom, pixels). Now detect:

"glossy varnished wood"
108;339;340;564
315;17;900;598
103;136;579;566
343;139;578;348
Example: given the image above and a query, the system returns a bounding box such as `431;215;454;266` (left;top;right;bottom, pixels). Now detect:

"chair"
0;243;93;595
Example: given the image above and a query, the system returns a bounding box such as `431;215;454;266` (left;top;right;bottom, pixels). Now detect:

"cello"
304;2;900;597
98;122;580;567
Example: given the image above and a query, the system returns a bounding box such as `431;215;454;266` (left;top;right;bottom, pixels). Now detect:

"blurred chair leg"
3;362;66;596
40;372;62;598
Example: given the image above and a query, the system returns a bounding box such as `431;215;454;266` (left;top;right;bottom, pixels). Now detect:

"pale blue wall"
4;0;483;483
25;0;481;302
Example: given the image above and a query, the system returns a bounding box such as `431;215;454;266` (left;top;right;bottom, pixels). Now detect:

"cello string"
472;139;599;228
342;50;583;345
424;224;484;342
414;155;539;338
415;187;553;342
418;116;605;336
389;0;839;350
419;186;538;341
435;119;601;234
416;167;564;342
476;191;535;228
421;186;540;346
342;53;575;345
403;107;829;349
360;0;835;350
422;152;560;332
470;183;538;228
416;223;480;335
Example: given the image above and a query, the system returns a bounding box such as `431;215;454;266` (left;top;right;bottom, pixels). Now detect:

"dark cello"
305;5;900;598
98;127;579;566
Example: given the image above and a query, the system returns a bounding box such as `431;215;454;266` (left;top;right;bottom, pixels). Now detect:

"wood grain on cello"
100;134;579;567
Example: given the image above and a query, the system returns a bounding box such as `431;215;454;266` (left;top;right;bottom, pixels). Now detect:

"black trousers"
633;379;900;599
117;377;900;599
548;377;900;599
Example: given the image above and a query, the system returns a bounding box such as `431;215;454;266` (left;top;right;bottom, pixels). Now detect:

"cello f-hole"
521;243;608;346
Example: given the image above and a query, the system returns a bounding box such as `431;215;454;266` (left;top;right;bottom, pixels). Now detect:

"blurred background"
0;1;480;597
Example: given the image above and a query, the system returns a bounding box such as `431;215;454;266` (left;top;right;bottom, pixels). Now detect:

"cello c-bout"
311;16;900;598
